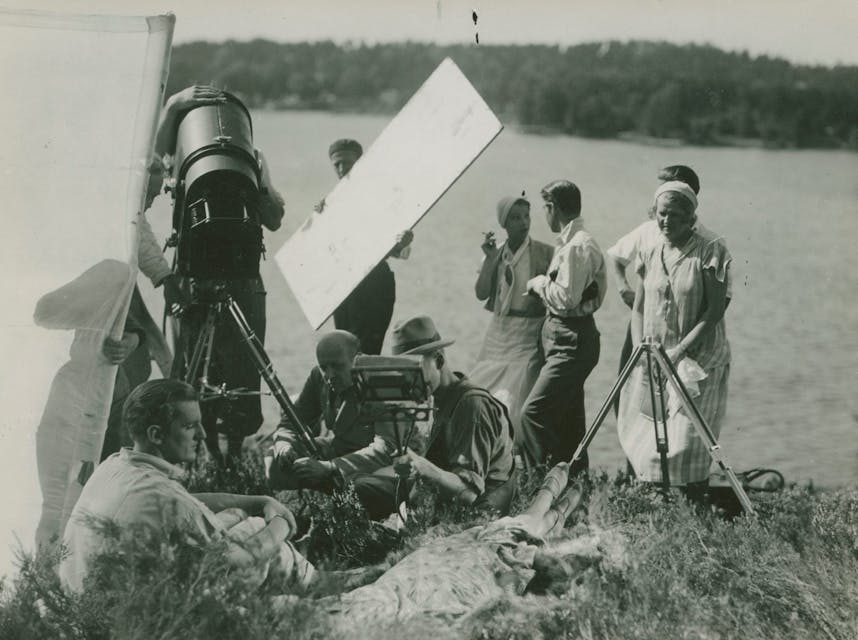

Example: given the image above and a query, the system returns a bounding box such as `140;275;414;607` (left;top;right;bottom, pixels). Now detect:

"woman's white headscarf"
654;181;698;212
496;196;529;228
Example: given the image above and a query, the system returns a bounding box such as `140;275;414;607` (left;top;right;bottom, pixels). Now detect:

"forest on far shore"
168;40;858;150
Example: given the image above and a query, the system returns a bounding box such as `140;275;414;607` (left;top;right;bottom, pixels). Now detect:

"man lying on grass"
60;379;315;592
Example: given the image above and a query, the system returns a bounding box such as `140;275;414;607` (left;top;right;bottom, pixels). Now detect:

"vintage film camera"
351;355;433;453
169;92;264;282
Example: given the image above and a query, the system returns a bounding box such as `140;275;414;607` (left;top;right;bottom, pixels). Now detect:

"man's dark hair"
123;379;198;442
541;180;582;217
328;138;363;159
658;165;700;194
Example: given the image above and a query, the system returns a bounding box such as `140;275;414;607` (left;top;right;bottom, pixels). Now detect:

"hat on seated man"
347;315;516;519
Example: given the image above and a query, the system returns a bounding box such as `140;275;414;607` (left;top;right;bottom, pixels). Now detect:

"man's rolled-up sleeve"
137;212;173;286
116;487;217;544
442;396;503;496
606;223;646;265
257;151;285;231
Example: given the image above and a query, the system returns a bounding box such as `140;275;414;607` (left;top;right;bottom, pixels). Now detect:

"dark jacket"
273;367;374;459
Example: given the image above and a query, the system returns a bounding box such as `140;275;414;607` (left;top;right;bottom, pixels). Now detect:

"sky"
3;0;858;67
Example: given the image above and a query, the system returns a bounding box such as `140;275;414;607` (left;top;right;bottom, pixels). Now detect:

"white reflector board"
276;57;502;329
0;8;172;576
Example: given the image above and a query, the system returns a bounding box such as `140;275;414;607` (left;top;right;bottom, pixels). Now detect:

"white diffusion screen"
276;57;503;329
0;9;173;576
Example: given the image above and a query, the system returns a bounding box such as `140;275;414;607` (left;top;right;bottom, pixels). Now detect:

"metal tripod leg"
571;338;755;516
224;296;320;457
644;347;671;491
649;343;754;515
184;304;219;387
570;343;646;467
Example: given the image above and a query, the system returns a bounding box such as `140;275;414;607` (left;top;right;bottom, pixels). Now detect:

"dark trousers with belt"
520;314;600;474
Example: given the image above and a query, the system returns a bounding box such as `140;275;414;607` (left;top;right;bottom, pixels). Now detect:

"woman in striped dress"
617;181;731;490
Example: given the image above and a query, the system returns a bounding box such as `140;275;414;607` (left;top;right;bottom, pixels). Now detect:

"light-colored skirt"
617;363;729;485
469;314;544;467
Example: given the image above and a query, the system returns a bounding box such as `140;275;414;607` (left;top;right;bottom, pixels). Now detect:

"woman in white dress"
617;182;732;493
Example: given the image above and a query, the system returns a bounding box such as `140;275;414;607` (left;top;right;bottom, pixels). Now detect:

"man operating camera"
139;85;285;464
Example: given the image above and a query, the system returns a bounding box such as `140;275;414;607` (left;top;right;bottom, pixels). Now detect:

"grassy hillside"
2;455;856;639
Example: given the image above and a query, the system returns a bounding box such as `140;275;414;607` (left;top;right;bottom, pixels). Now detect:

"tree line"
168;40;858;150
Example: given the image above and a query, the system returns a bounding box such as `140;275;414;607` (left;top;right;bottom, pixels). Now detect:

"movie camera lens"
171;93;263;280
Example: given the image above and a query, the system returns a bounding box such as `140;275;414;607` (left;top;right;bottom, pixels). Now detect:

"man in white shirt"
60;379;312;593
522;180;606;471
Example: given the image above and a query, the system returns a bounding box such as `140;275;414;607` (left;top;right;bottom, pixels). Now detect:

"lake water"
3;108;857;581
142;109;858;488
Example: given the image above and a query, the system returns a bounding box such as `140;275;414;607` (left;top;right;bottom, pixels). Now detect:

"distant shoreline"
170;40;858;154
252;106;854;153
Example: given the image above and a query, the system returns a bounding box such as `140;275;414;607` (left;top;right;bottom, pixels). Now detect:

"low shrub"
2;454;856;640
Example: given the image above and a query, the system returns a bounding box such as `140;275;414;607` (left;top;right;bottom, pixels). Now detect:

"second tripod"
570;337;754;515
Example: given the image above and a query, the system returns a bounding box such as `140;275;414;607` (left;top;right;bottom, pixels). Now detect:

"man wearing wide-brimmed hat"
365;315;516;515
278;316;515;518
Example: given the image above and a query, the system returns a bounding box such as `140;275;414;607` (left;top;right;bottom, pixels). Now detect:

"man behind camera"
270;317;516;521
140;86;285;464
60;379;312;593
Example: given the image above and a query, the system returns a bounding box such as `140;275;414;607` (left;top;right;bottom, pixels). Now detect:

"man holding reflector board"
321;138;414;355
275;58;503;333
